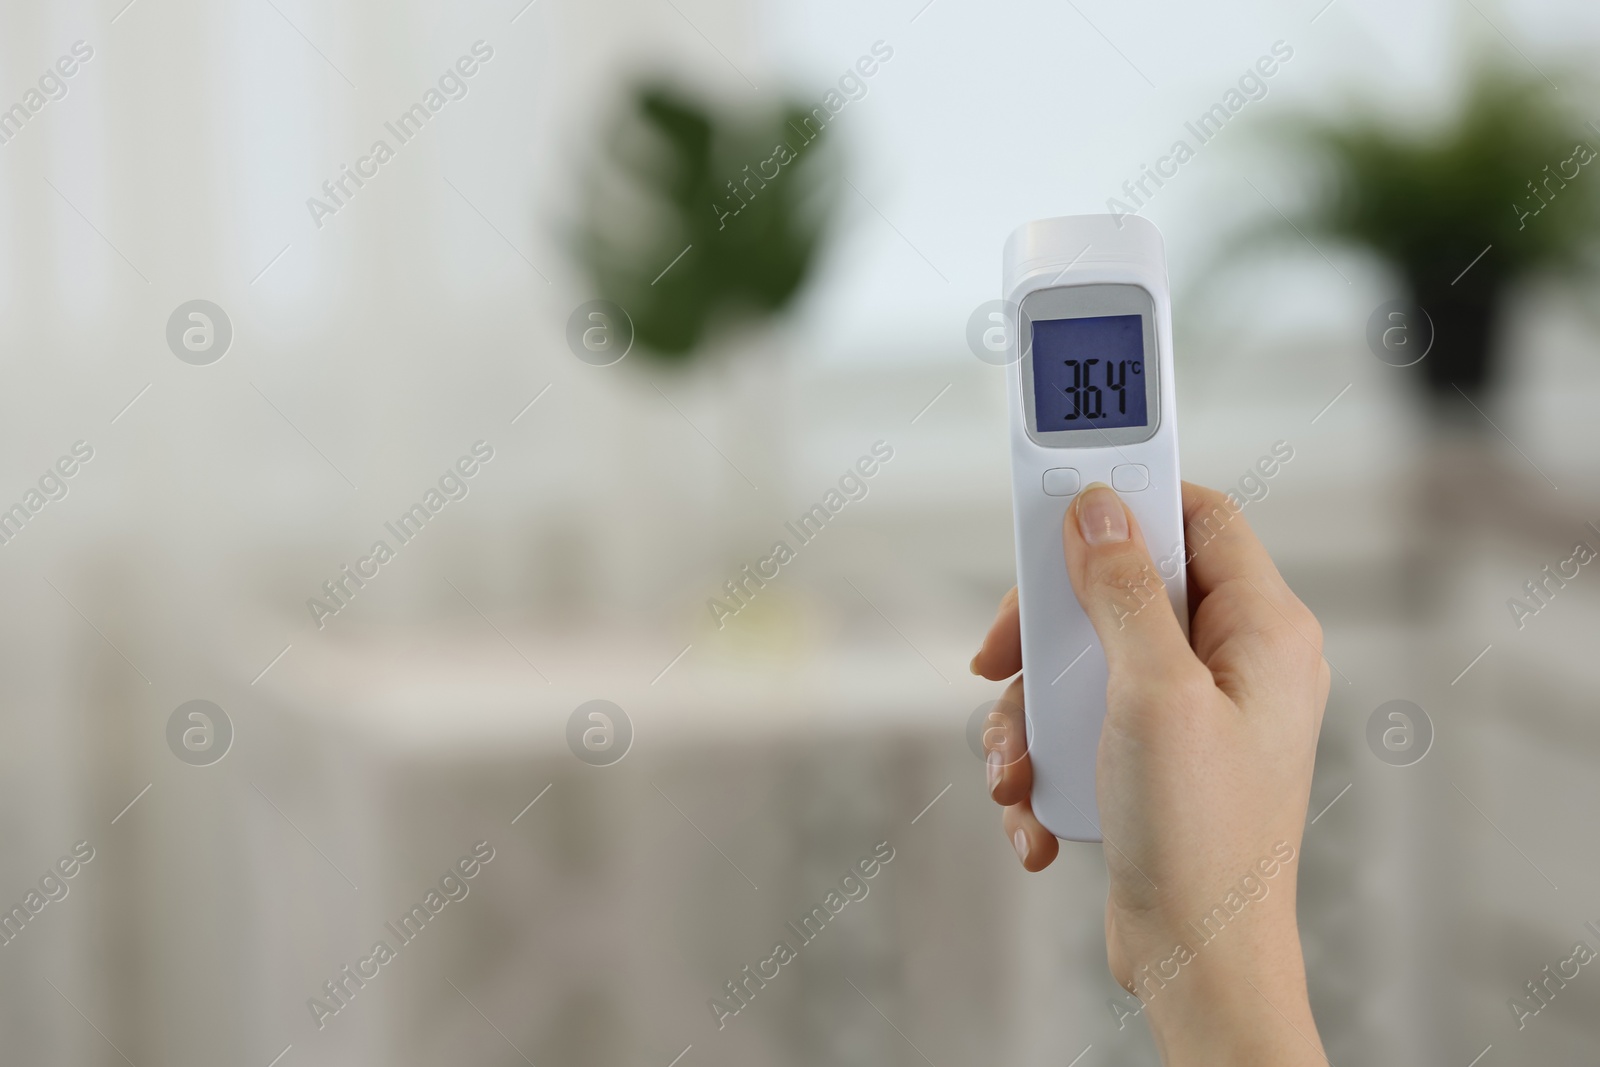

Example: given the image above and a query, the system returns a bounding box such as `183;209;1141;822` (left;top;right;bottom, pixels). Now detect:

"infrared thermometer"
1002;214;1187;843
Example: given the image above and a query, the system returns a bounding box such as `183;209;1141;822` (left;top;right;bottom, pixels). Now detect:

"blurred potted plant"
568;81;842;612
1240;59;1600;607
576;81;838;363
1257;61;1600;403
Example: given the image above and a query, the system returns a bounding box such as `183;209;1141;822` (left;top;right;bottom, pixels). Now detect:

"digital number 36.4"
1061;358;1141;420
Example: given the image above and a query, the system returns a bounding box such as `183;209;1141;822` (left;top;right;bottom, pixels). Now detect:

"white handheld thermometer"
1002;214;1187;843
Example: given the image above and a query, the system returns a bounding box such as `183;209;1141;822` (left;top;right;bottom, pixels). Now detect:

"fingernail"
986;749;1003;795
1077;484;1129;544
969;654;983;676
1012;827;1030;866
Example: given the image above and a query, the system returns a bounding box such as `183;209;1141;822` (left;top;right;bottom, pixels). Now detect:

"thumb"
1062;482;1195;683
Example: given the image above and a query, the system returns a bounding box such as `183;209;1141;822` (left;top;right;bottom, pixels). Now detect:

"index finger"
1180;481;1296;607
1179;481;1326;688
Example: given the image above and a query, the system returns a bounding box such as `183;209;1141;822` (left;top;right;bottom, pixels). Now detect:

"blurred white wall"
2;0;1600;1065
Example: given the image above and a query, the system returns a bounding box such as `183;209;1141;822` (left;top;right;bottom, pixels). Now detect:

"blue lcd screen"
1030;314;1148;432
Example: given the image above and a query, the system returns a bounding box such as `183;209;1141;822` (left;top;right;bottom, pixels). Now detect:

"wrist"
1137;918;1323;1067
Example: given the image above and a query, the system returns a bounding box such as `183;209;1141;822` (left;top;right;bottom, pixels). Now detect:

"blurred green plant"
1257;61;1600;398
575;82;838;364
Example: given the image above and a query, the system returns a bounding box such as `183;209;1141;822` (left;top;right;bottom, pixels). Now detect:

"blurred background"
2;0;1600;1064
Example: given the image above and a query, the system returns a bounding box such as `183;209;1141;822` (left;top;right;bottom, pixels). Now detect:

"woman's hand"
972;482;1330;1065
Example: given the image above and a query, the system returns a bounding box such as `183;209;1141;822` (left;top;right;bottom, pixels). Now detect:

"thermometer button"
1042;468;1081;496
1111;464;1149;492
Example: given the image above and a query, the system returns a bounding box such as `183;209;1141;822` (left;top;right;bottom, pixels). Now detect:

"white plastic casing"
1002;214;1187;842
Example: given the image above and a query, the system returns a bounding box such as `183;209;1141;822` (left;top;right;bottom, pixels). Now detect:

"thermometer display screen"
1031;314;1148;431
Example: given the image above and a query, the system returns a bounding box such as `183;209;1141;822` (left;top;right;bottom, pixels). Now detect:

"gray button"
1042;468;1081;496
1111;464;1149;492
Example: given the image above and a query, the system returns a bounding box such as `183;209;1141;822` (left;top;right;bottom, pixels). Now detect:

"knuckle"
1297;605;1324;654
1259;606;1322;667
1092;554;1167;625
1093;552;1163;597
1277;589;1323;652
